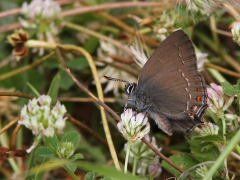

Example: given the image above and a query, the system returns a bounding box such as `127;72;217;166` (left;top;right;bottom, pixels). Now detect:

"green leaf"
85;172;95;180
27;82;40;97
83;37;99;54
189;140;220;162
162;153;199;178
221;81;237;95
178;161;215;180
48;135;58;150
62;131;80;147
192;135;224;142
69;153;84;161
65;162;77;173
66;57;89;70
47;73;60;105
35;147;55;158
59;69;74;90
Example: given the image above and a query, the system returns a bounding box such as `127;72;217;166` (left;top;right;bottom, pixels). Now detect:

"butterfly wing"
137;29;208;135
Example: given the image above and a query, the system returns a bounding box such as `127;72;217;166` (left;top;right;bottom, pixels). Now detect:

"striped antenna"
103;76;129;84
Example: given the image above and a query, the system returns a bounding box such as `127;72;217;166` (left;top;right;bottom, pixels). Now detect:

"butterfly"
105;29;208;135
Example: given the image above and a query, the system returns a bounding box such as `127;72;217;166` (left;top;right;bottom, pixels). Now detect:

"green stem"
220;115;229;179
132;156;138;175
203;129;240;180
125;142;131;173
238;92;240;116
63;166;79;180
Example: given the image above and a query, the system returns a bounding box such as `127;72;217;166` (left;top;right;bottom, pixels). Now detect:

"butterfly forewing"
138;30;197;86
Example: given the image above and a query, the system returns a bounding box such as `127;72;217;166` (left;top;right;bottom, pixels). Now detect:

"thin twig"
59;97;115;103
9;124;22;151
64;21;133;57
204;62;240;78
62;1;165;17
0;92;34;99
0;52;55;81
0;117;21;135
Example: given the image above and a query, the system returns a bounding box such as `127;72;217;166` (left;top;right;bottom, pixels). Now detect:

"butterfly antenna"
103;76;129;84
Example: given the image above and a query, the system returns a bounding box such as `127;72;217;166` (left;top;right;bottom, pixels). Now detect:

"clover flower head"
118;109;150;143
19;95;67;152
200;122;219;136
56;142;75;159
207;83;234;116
19;0;62;50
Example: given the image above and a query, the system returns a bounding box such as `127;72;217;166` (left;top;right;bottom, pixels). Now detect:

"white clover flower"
19;0;62;50
200;122;219;136
19;95;67;152
207;83;234;117
232;22;240;46
118;109;150;143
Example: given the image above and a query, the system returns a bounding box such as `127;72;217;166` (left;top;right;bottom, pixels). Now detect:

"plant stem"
63;166;79;180
125;142;131;173
220;115;229;180
132;156;138;175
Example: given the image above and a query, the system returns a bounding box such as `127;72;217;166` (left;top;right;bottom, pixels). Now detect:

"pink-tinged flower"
19;0;63;54
19;95;67;153
207;83;234;116
118;109;150;143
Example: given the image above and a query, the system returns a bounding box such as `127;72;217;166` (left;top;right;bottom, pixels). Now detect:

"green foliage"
85;172;95;180
162;153;199;178
47;73;61;105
